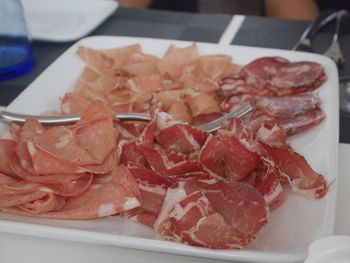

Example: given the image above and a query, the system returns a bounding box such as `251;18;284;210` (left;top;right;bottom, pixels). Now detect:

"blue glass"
0;0;34;81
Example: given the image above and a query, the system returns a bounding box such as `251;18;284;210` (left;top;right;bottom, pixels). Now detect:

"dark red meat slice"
199;133;261;181
254;122;287;147
156;180;268;248
155;124;207;154
253;162;285;210
260;142;327;198
120;141;149;168
128;166;171;214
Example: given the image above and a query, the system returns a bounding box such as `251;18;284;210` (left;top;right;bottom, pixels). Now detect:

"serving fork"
323;9;348;67
0;102;253;133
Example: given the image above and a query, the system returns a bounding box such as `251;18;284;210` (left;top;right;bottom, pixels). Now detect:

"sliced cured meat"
2;165;141;219
77;46;114;74
197;55;237;80
241;57;289;84
75;118;117;164
254;122;287;147
277;108;326;136
185;92;221;117
74;100;115;130
120;141;149;168
218;77;272;97
167;101;192;123
124;207;158;227
220;118;253;142
256;92;321;118
268;61;326;93
128;166;171;214
220;57;326;97
0;140;16;175
156;180;268;248
157;43;198;79
0;173;65;213
253;162;284;210
199;133;261;181
260;142;327;198
155;124;207;154
61;93;91;115
19;119;46;142
127;75;164;94
139;146;200;176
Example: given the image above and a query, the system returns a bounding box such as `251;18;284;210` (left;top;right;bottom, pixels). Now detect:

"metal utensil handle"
333;10;348;43
292;11;338;51
0;111;152;125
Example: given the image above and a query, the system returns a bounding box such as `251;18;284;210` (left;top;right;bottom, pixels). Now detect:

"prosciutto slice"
156;180;268;248
260;142;328;198
199;132;261;181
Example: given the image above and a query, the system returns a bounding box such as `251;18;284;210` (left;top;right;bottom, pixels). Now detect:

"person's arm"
118;0;152;8
265;0;319;20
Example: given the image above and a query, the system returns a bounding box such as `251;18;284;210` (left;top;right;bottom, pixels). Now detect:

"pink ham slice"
2;165;141;219
9;153;93;197
61;93;91;115
17;101;118;175
0;173;65;213
0;140;16;175
260;142;327;198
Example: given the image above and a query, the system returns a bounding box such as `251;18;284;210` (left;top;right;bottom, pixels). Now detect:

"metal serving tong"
293;11;339;52
0;102;253;133
293;9;349;67
323;10;348;67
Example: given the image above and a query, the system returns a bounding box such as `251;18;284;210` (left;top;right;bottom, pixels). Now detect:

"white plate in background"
0;36;339;262
21;0;118;42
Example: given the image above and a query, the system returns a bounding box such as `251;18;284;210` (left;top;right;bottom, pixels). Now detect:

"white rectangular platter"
0;36;339;263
